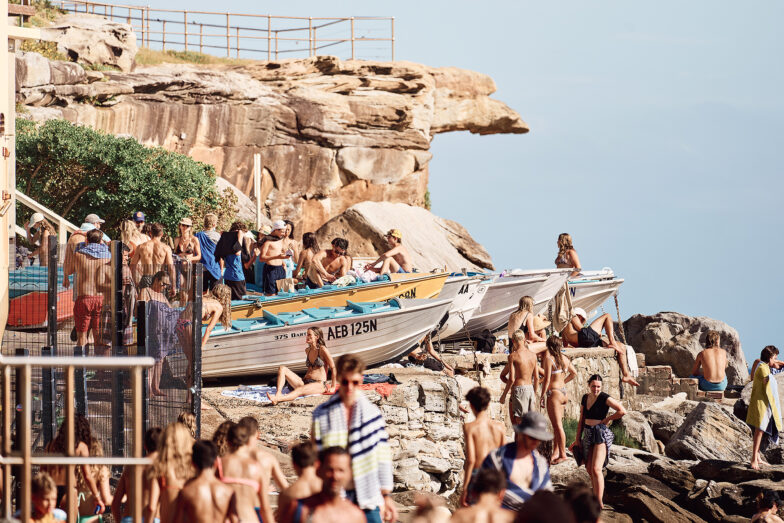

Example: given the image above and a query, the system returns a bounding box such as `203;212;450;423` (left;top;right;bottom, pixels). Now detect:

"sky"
146;1;783;364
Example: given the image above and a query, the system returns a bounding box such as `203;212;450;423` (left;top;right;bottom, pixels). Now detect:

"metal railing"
1;355;154;523
53;0;395;61
15;189;79;246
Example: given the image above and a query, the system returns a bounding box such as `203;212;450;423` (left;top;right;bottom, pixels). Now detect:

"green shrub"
563;417;641;450
20;40;66;61
15;118;235;237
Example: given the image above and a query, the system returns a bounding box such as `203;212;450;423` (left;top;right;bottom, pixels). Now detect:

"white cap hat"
573;307;587;320
271;220;286;231
27;212;44;228
85;213;105;224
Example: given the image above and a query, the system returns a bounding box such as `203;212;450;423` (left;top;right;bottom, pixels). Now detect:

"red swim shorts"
74;295;104;334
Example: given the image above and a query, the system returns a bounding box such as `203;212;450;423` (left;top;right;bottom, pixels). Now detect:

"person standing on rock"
499;330;540;425
747;345;783;470
364;229;413;275
310;354;397;523
690;330;729;392
215;222;248;300
459;387;506;507
451;469;513;522
541;336;577;465
562;307;640;387
479;411;553;512
570;374;626;509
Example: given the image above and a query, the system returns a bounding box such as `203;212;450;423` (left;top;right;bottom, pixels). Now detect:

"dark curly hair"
47;414;92;454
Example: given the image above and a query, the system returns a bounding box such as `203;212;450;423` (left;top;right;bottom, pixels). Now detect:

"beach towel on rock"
747;362;783;445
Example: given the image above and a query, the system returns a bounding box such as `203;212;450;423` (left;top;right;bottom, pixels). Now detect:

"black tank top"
581;392;610;421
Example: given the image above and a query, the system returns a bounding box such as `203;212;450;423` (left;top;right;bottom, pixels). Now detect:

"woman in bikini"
293;232;321;288
76;437;113;522
266;327;337;405
540;336;577;465
145;422;194;523
570;374;626;508
120;219;149;259
217;423;274;523
282;220;300;279
507;296;547;353
554;233;581;278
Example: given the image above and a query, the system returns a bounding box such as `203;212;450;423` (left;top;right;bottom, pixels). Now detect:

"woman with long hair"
293;232;321;286
282;220;300;279
25;214;56;266
76;437;113;522
540;336;577;465
752;490;784;522
555;233;581;277
212;420;236;458
120;219;149;258
145;422;195;523
507;296;546;347
173;218;201;265
266;327;337;405
570;375;626;508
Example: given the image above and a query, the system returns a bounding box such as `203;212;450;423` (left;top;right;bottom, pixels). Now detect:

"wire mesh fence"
2;234;202;466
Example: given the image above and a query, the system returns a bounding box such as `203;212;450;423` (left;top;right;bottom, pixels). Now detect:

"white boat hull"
568;278;624;318
436;276;486;339
203;298;452;378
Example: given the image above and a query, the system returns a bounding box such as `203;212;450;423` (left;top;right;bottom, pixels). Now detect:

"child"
459;387;506;507
31;472;67;522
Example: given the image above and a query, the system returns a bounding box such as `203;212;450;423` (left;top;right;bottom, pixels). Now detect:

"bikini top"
581;392;610;421
215;457;261;493
306;346;325;369
549;356;563;374
175;240;195;256
555;253;570;266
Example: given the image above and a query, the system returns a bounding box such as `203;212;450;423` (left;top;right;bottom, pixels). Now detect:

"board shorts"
577;326;603;348
511;384;536;418
74;295;104;334
262;264;285;295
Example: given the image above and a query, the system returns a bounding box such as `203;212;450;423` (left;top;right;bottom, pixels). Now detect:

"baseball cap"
573;307;587;320
513;411;553;441
27;212;45;228
260;225;272;235
84;213;105;224
132;211;146;222
179;217;193;227
271;220;287;231
386;229;402;240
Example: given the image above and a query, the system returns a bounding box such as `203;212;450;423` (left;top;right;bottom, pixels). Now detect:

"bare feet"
266;392;278;406
751;460;760;470
622;376;640;387
551;456;569;465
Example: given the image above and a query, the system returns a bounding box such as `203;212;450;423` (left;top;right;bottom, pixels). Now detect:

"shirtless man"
452;469;513;522
219;424;275;523
562;308;640;387
112;427;162;523
284;447;365;523
277;442;321;520
499;330;540;425
130;223;175;289
237;417;289;491
309;238;351;287
365;229;413;275
174;440;238;523
690;330;729;392
73;229;112;351
257;220;291;296
460;387;505;507
63;213;108;289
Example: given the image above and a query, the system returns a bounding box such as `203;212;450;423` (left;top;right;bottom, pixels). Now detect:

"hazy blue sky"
148;1;783;364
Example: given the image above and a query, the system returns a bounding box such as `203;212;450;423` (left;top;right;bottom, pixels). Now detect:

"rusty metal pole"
350;17;355;60
19;365;31;523
131;366;143;521
65;366;76;523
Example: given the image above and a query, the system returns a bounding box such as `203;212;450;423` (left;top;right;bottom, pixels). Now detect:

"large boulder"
41;14;137;72
665;402;752;462
623;312;748;387
314;201;493;271
615;411;658;454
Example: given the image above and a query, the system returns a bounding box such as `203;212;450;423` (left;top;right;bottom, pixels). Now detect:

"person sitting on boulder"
689;330;728;392
747;345;783;470
562;308;639;387
364;229;413;275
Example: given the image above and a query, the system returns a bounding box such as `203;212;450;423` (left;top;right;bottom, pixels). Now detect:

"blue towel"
75;242;111;259
696;375;727;392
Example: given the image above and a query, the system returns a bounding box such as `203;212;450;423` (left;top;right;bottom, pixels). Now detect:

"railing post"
65;365;77;522
267;16;271;61
2;366;11;519
41;347;56;447
183;10;188;51
351;17;355;60
275;31;278;60
162;19;166;51
308;17;313;57
136;301;149;435
131;365;143;522
236;26;240;59
226;13;230;58
391;17;395;61
73;346;87;416
13;348;28;511
111;241;127;457
200;23;203;54
47;236;59;349
19;365;32;523
191;266;203;436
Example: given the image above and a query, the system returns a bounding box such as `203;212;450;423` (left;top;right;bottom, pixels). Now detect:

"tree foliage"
16;118;235;236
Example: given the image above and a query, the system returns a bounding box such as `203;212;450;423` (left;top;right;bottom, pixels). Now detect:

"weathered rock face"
314;201;493;271
623;312;748;387
17;48;527;236
40;14;137;72
616;411;658;454
665;402;752;462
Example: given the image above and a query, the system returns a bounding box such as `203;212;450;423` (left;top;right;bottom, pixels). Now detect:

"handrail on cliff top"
52;0;395;62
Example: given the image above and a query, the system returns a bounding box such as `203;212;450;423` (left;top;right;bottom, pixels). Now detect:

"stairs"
635;354;737;401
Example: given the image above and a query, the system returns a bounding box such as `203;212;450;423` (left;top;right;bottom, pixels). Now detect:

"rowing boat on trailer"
230;271;448;321
568;268;624;317
204;298;453;378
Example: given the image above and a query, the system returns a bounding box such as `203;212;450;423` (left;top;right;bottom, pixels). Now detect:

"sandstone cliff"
16;45;528;237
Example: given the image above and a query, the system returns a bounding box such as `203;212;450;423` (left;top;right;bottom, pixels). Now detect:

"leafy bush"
16;118;235;237
20;40;65;61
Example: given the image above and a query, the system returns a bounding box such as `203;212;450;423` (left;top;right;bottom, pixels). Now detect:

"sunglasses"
340;378;361;386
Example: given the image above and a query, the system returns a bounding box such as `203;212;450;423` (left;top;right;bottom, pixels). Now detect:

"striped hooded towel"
311;392;393;510
747;362;782;446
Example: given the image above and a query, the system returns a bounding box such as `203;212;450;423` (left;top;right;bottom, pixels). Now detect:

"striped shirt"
480;443;552;512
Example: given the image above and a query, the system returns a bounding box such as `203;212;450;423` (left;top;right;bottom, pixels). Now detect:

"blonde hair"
557;233;574;257
516;296;534;314
147;422;194;483
209;284;232;329
77;437;109;492
177;412;197;440
32;472;56;499
120;220;147;246
511;330;527;351
204;213;218;229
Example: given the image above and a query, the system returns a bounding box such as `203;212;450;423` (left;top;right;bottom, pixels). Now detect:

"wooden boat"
8;266;74;329
230;271;448;321
204;297;453;378
568;268;624;317
442;269;571;341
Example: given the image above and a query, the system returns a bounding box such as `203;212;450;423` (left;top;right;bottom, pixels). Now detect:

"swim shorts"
577;326;603;348
262;264;285;295
74;295;104;334
511;384;536;418
224;279;246;301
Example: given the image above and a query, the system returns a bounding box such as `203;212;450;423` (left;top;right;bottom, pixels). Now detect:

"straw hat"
532;315;551;332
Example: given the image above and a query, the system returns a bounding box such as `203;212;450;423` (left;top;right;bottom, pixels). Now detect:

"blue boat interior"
9;265;69;298
207;300;399;338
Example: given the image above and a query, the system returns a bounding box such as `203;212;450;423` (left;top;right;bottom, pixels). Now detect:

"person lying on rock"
452;469;513;522
562;308;640;387
689;330;728;392
364;228;413;275
407;333;454;376
459;387;505;508
747;345;783;470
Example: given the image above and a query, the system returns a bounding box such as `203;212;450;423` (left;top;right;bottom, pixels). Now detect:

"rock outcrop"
314;201;493;271
17;42;527;236
665;402;752;462
40;14;137;72
623;312;748;387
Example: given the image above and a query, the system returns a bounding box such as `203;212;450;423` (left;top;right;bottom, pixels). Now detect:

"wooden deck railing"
53;0;395;61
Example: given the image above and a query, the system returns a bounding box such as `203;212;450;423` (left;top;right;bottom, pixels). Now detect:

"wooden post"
200;23;203;54
2;367;10;519
391;17;395;61
131;366;143;521
275;31;278;60
267;16;271;61
308;17;313;57
350;17;355;60
162;19;166;51
226;13;230;57
253;153;261;230
236;26;240;59
19;365;31;523
184;11;188;51
65;365;76;523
